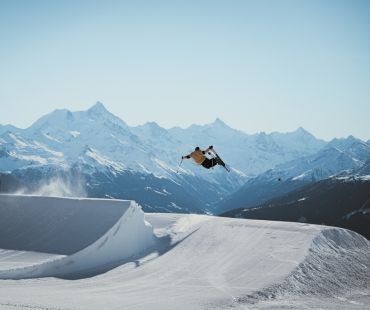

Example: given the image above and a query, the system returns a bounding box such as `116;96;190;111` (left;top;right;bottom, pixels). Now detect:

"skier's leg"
212;156;224;167
210;150;222;164
210;158;218;168
201;158;212;169
210;149;229;172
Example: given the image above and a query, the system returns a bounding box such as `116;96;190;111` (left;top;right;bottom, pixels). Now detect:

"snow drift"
0;194;154;279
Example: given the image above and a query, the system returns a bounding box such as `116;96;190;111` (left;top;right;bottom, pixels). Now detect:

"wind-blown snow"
0;195;369;309
14;176;87;197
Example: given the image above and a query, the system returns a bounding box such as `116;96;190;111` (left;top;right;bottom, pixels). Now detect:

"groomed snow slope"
0;195;369;309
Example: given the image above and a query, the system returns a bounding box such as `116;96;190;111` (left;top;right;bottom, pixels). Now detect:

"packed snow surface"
0;195;369;309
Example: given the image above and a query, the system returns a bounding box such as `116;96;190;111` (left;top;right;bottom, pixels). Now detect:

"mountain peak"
328;135;363;146
210;118;229;128
0;124;20;135
294;126;311;136
346;135;359;142
214;117;225;124
85;101;128;128
143;121;165;132
88;101;108;114
29;108;74;131
133;121;167;137
145;121;160;128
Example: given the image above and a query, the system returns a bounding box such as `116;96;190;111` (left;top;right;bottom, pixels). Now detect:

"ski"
210;149;230;172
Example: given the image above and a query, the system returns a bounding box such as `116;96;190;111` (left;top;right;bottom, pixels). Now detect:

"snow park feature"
0;195;370;309
0;195;154;279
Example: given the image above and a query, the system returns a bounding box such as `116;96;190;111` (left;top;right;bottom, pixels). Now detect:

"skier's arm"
202;145;213;153
182;154;191;159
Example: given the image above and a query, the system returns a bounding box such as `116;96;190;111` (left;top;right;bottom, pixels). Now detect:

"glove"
209;145;213;149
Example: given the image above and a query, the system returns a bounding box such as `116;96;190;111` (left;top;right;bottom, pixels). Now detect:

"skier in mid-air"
182;146;228;171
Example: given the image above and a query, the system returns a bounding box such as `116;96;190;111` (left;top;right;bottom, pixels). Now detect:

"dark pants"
201;158;218;169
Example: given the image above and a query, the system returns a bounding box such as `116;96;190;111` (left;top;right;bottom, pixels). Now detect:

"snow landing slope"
0;195;154;279
0;195;369;309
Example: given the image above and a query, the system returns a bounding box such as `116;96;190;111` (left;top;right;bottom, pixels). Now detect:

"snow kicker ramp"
0;194;154;279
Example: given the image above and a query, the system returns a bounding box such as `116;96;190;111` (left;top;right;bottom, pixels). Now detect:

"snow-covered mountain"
168;120;326;174
216;137;370;213
0;103;247;212
325;135;370;163
222;162;370;241
0;102;327;176
0;102;367;213
353;159;370;177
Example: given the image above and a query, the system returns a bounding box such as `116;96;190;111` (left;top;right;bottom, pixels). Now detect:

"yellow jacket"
184;147;212;165
190;150;206;164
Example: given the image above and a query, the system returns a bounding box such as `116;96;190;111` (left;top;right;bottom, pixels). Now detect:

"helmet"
195;146;200;151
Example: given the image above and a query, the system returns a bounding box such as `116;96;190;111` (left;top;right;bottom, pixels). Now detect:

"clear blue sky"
0;0;369;141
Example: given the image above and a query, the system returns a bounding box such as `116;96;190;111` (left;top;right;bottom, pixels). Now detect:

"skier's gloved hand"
209;145;213;149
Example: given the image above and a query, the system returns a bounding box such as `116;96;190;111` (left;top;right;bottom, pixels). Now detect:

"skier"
182;146;226;170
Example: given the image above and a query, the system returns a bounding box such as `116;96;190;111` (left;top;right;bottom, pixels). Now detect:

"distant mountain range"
1;102;369;213
215;135;370;213
221;161;370;240
0;102;327;176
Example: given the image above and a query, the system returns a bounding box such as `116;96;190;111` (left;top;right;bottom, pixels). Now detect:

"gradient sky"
0;0;369;141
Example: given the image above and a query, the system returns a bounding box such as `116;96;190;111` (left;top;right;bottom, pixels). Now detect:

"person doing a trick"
182;146;229;171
